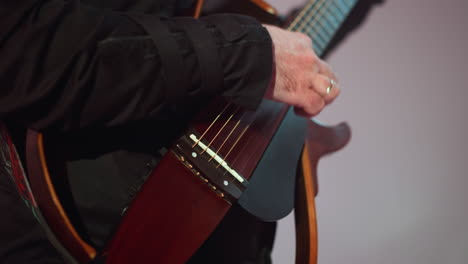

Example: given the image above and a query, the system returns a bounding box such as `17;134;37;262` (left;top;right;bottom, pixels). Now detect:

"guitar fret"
313;1;335;46
343;0;357;8
316;17;334;39
315;45;325;57
306;17;329;42
330;2;345;18
288;0;316;31
324;10;339;31
290;1;311;31
312;37;323;56
315;27;330;51
323;12;339;33
306;27;326;51
333;0;348;15
323;7;340;30
313;31;327;51
295;1;323;33
339;0;349;8
329;3;345;24
289;0;358;56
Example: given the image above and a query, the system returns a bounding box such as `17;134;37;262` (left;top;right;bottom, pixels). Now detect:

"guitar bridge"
172;132;248;203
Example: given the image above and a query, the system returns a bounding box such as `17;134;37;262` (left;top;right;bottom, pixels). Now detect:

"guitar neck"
288;0;358;56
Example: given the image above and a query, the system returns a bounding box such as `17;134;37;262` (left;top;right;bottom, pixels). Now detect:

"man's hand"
263;25;340;118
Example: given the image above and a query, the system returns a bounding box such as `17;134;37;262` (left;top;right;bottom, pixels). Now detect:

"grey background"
266;0;468;263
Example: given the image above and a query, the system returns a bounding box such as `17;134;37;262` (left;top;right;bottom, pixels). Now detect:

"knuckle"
314;100;326;115
308;107;322;117
295;32;307;40
295;33;311;47
321;75;330;87
309;76;324;92
306;95;325;116
304;53;317;65
302;36;311;45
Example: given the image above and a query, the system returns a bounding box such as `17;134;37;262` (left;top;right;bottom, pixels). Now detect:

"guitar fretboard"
288;0;358;56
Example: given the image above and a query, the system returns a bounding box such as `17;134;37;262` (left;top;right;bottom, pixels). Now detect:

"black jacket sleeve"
0;0;273;132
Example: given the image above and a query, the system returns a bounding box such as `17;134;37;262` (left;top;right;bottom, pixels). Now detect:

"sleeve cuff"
201;14;274;110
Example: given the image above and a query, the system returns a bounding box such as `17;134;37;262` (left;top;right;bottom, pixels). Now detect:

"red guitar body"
104;152;231;263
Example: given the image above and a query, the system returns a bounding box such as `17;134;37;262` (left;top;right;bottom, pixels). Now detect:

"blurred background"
267;0;468;263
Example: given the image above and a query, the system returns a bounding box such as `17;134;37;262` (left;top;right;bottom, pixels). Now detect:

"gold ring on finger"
326;78;336;95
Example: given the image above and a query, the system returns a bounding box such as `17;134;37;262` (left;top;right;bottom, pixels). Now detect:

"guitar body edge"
26;130;97;263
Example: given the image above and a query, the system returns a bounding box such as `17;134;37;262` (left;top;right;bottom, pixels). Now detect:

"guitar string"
334;0;348;15
316;7;336;37
288;0;316;30
191;103;230;148
334;0;347;15
300;0;333;52
291;0;352;34
309;0;357;54
312;2;336;39
190;102;247;174
329;0;346;21
294;0;327;33
294;0;353;55
291;0;335;32
200;106;240;155
208;114;245;162
216;124;250;169
326;3;344;31
289;0;333;53
313;0;356;40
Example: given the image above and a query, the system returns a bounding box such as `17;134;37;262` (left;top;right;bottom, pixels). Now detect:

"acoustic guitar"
21;0;356;263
